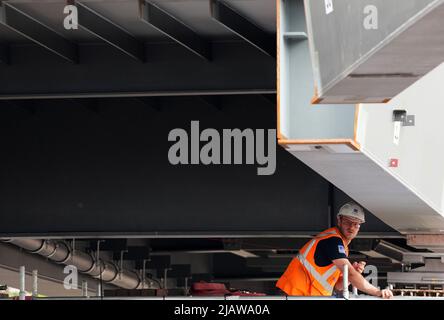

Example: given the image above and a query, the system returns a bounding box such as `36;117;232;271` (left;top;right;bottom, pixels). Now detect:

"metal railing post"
19;266;26;300
343;264;349;299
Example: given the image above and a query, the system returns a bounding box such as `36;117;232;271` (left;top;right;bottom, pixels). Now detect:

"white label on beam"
325;0;334;15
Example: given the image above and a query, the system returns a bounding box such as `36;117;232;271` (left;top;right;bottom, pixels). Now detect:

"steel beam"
407;234;444;250
140;1;210;60
303;0;444;103
373;240;406;263
210;0;275;57
0;3;77;63
0;41;275;98
74;1;145;62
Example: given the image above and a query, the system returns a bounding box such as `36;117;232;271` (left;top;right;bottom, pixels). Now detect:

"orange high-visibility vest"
276;227;349;296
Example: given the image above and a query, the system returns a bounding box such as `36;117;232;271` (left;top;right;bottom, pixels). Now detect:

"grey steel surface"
304;0;444;103
278;0;355;140
289;147;444;234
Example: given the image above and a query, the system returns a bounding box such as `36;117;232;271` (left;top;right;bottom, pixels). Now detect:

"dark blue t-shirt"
314;236;347;267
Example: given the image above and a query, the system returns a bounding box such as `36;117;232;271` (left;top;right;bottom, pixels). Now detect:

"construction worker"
276;202;393;299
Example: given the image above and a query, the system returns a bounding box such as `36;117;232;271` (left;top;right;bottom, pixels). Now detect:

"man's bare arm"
332;258;393;299
334;261;366;291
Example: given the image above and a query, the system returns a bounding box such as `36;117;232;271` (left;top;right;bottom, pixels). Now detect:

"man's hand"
352;261;366;274
378;288;394;299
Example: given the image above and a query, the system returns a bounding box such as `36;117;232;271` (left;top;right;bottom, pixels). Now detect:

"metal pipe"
343;264;349;299
32;270;38;298
3;238;149;290
19;266;26;300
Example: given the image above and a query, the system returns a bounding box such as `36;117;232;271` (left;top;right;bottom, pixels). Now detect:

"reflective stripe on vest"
296;253;338;293
276;228;347;296
316;231;338;238
298;228;343;294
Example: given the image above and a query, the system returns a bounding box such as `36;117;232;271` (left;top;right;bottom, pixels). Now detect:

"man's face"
337;216;362;241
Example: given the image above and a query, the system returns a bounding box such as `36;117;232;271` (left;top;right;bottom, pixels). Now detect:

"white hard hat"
337;202;365;223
